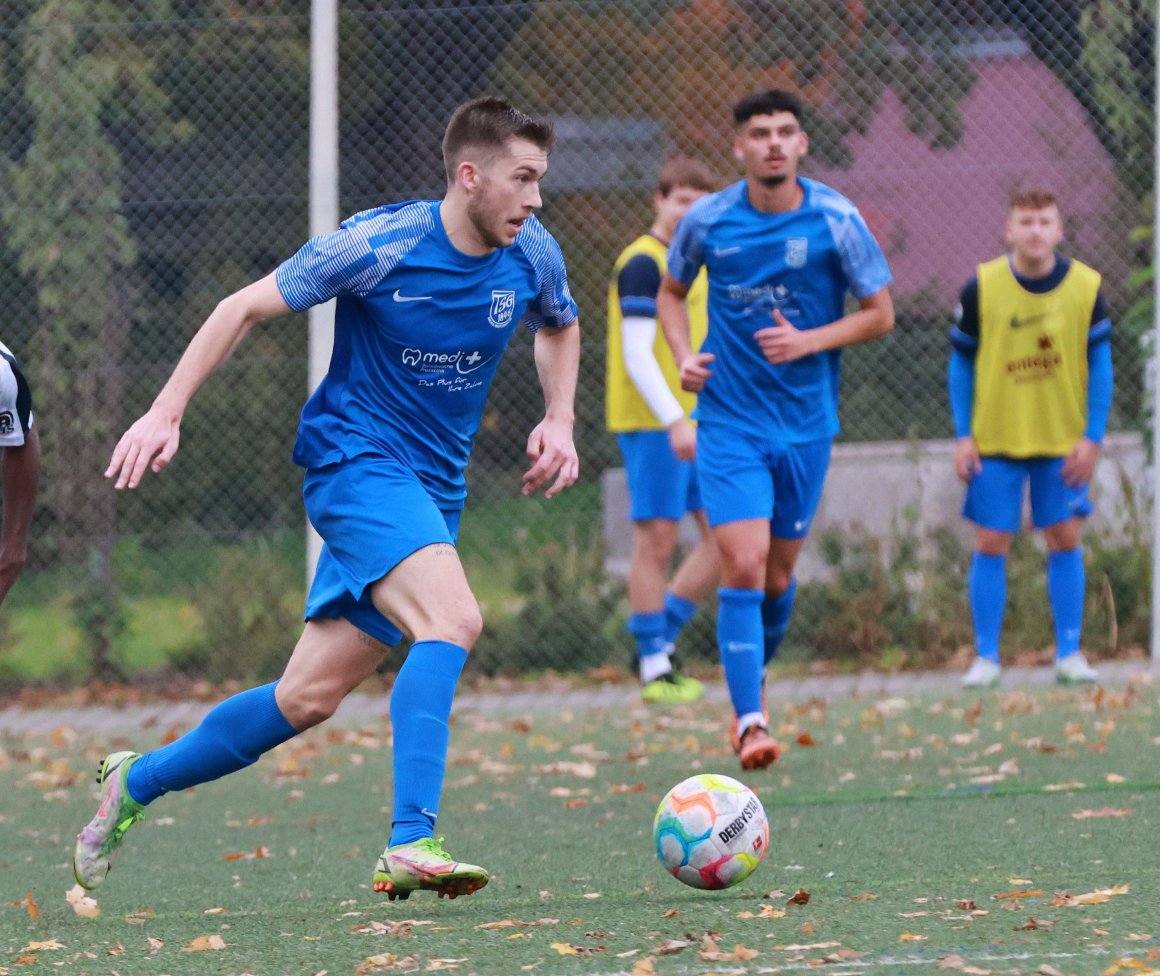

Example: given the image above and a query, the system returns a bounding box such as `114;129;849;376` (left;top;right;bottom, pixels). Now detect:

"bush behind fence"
0;0;1153;680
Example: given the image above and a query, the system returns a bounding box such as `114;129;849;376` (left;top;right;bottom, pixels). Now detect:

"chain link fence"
0;0;1154;683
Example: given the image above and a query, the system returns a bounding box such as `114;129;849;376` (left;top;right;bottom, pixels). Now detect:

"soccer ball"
653;773;768;890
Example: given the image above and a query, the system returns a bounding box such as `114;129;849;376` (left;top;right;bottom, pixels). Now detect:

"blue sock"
629;611;670;682
388;641;468;847
1047;547;1085;659
126;681;297;806
760;579;797;666
628;611;668;659
969;553;1007;663
717;588;765;717
662;592;699;646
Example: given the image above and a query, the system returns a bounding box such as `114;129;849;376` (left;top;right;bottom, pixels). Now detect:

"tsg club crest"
488;289;517;329
785;238;808;269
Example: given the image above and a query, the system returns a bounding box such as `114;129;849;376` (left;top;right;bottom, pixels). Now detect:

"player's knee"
430;600;484;650
721;551;766;589
765;567;793;597
276;680;340;731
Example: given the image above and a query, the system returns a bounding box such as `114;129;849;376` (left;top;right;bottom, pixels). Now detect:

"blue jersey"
667;178;892;441
276;200;578;508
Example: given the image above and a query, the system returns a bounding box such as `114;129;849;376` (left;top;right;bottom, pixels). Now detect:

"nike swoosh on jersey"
1009;312;1048;328
714;246;742;257
392;290;433;302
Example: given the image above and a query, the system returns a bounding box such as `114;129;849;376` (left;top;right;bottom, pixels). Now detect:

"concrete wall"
601;432;1148;581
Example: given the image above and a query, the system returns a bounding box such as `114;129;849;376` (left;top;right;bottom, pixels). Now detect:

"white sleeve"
621;316;685;428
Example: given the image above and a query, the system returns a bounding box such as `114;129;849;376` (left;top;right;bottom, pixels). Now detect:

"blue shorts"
303;456;461;646
617;430;703;521
963;455;1093;533
695;424;832;537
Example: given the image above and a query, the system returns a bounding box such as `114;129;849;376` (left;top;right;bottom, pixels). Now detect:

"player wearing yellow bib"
948;188;1113;688
607;157;718;703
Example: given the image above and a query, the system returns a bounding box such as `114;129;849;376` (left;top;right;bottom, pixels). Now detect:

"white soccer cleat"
962;657;1001;689
1055;652;1098;685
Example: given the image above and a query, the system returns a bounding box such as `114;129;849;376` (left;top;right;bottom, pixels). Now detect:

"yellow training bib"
972;255;1100;457
606;235;708;432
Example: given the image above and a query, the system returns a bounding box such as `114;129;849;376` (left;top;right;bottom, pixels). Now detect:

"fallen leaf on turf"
787;889;810;905
21;941;64;952
1073;807;1132;819
147;937;164;955
900;933;928;942
698;935;758;962
993;889;1044;901
739;904;787;919
425;959;467;971
771;942;840;951
537;761;597;779
125;909;155;924
1127;934;1155;941
938;954;992;974
549;943;603;956
1008;878;1033;885
12;955;38;964
956;900;977;911
796;732;818;746
1036;966;1065;976
610;783;646;793
1014;917;1053;931
652;939;690;956
106;945;124;956
1050;884;1129;906
357;953;419;973
204;907;225;914
802;920;815;934
182;934;227;951
851;892;878;901
24;891;38;922
224;846;270;861
1107;773;1126;783
66;884;100;918
475;919;558;930
1044;782;1086;792
631;959;655;975
661;909;679;918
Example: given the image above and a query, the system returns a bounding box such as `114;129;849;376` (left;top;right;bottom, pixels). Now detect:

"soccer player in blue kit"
658;90;894;770
74;98;580;900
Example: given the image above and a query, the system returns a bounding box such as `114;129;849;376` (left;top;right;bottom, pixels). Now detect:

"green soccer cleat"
72;751;145;890
641;671;704;705
372;837;490;901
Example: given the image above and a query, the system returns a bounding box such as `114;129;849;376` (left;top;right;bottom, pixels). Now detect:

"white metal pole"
1151;9;1160;669
307;0;339;583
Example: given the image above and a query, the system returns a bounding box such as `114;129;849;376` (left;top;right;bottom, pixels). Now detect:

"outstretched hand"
106;409;181;489
522;416;579;499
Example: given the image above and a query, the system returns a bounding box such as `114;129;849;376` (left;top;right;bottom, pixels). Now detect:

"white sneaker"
1055;653;1098;685
962;657;1001;689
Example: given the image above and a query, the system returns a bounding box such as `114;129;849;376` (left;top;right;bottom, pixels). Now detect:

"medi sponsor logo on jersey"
401;346;496;392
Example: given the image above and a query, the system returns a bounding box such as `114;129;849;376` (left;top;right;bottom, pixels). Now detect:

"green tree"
1;0;171;677
1080;0;1155;204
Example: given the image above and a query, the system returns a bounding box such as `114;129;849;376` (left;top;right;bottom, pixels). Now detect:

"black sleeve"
1090;288;1111;327
618;253;662;300
955;277;979;339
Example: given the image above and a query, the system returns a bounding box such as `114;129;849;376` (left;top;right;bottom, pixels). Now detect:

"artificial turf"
2;679;1159;975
